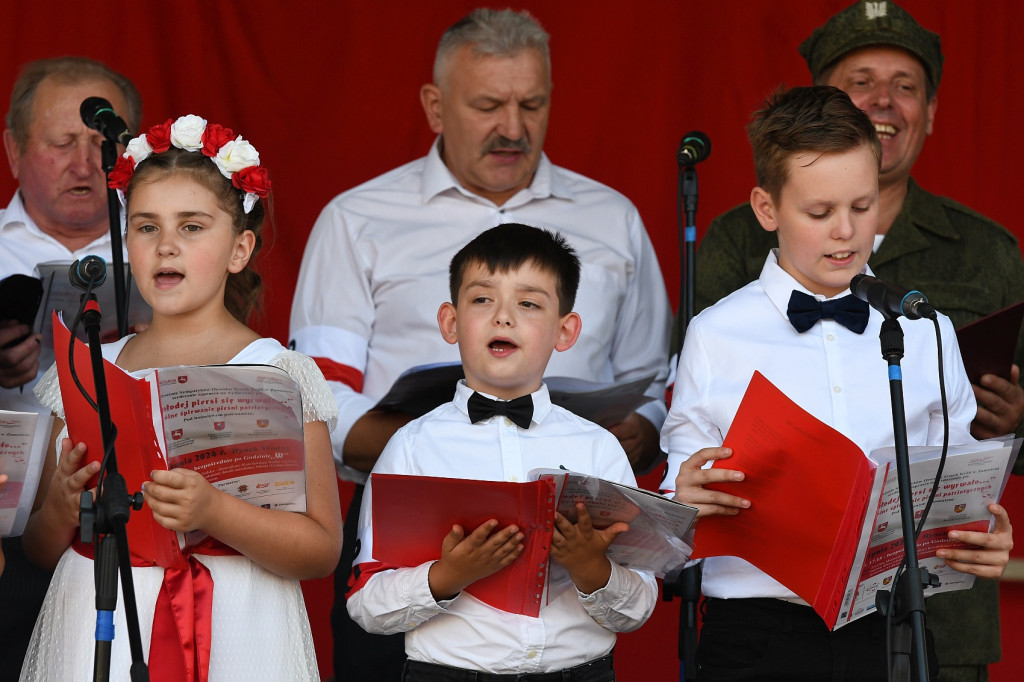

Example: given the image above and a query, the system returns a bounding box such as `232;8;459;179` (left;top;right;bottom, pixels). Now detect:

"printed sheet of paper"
531;468;696;576
0;410;53;537
151;364;306;513
836;439;1017;626
34;261;151;370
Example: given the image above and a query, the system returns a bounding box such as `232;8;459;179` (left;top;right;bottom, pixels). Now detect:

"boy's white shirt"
660;250;976;600
347;381;657;674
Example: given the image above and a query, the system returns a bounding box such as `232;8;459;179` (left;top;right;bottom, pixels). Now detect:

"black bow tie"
786;290;870;334
467;392;534;429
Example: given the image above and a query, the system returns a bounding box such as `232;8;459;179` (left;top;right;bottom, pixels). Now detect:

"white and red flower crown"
107;114;271;214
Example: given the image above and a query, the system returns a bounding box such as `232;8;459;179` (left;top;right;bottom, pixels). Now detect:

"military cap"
799;1;943;95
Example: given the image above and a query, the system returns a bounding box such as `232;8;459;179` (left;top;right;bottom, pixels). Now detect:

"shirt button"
510;475;520;482
833;386;842;393
526;650;537;659
826;334;835;342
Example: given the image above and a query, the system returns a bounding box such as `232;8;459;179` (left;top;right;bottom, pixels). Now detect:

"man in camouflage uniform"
675;2;1023;680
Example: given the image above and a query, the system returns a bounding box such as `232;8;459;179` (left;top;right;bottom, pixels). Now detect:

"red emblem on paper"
876;522;888;533
954;504;966;513
171;429;183;440
177;376;188;384
257;419;269;428
214;421;226;431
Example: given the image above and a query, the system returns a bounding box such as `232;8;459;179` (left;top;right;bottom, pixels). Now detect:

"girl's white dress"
20;337;338;682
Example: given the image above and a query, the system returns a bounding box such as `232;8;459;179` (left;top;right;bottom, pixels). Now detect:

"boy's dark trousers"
695;597;938;682
402;654;615;681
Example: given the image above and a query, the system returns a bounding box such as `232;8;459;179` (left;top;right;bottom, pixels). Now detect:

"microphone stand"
872;317;931;682
678;164;699;326
72;293;149;681
100;139;129;338
668;159;702;682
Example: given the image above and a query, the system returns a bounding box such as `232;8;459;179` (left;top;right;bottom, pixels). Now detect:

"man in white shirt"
0;56;140;681
289;8;671;681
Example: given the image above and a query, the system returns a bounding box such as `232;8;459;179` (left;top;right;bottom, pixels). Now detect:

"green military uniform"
672;178;1024;681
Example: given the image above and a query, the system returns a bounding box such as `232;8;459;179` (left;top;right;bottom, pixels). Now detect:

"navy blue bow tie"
786;290;870;334
467;392;534;429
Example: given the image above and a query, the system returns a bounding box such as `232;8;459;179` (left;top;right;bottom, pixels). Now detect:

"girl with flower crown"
19;115;341;682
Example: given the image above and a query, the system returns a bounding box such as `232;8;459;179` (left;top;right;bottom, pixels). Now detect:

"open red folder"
53;314;306;569
371;474;556;617
370;470;697;617
692;371;1017;629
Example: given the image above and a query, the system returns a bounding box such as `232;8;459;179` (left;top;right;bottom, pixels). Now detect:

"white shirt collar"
0;191;34;234
421;138;575;206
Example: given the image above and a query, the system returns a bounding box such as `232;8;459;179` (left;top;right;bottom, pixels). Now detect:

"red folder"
54;313;186;569
691;371;877;627
370;473;556;617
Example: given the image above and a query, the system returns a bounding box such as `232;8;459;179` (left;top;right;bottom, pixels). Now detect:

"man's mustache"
483;136;531;156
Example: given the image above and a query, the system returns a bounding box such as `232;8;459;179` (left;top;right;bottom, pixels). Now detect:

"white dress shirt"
0;191;118;413
289;142;671;480
347;381;658;674
659;251;976;601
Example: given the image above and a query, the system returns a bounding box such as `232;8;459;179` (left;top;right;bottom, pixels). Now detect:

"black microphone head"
849;273;869;296
677;131;711;166
69;255;107;290
80;97;114;128
80;97;132;145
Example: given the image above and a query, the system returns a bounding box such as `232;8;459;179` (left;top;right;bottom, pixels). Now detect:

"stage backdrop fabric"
2;2;1021;681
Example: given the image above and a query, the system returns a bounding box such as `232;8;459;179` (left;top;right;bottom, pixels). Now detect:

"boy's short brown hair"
747;85;881;202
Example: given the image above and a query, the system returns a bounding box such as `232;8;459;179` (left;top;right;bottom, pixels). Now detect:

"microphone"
69;256;108;290
849;274;936;320
677;131;711;167
80;97;133;146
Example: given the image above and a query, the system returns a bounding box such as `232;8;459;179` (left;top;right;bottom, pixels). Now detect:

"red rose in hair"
145;119;174;153
202;124;235;158
232;166;272;197
107;155;135;189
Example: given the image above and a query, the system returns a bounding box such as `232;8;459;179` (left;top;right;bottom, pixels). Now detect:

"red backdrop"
2;2;1021;680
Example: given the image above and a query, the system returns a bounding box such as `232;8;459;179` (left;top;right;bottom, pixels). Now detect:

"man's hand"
343;409;415;473
607;412;664;474
971;365;1024;439
671;446;750;518
936;503;1013;579
0;321;41;389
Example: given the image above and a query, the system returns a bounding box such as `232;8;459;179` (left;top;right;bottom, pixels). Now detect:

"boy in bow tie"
347;223;657;681
660;85;1013;681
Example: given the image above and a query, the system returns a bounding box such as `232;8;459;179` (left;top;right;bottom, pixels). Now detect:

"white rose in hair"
125;135;153;164
170;115;208;152
213;137;260;178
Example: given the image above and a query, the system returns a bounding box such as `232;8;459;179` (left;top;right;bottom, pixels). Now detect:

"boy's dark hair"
747;85;881;202
449;223;581;316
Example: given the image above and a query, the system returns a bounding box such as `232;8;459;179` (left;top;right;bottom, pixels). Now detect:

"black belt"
404;653;613;681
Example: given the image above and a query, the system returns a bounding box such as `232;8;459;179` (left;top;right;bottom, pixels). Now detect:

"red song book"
370;471;697;617
371;473;556;617
692;371;1017;629
53;314;306;569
